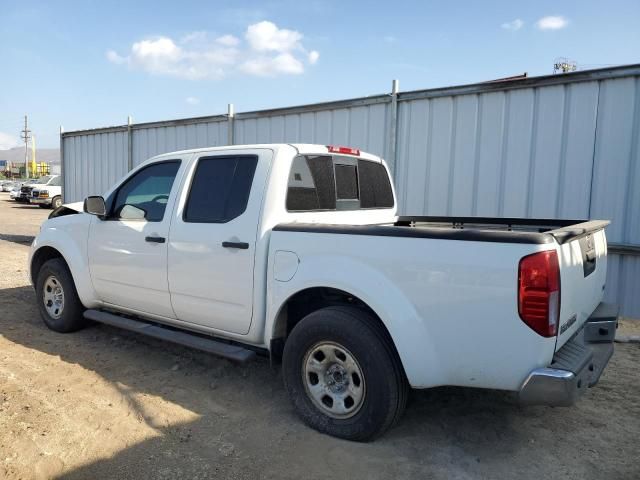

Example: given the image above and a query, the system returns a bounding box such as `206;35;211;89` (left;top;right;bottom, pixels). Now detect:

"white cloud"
536;16;568;30
241;53;304;76
245;21;302;52
107;21;317;79
130;37;184;73
106;50;127;64
107;35;238;80
216;34;240;47
185;96;200;105
501;19;524;31
0;132;20;150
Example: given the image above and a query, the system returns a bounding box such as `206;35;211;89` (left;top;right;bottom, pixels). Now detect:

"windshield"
35;176;54;184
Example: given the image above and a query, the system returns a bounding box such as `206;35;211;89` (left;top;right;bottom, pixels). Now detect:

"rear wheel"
36;258;86;332
283;306;408;441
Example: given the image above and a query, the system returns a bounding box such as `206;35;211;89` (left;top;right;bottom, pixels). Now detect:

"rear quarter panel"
267;231;558;391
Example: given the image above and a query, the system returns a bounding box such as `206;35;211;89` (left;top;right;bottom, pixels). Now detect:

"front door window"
111;161;181;221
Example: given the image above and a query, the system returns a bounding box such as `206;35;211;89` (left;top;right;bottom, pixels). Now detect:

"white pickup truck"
28;174;63;209
29;144;617;441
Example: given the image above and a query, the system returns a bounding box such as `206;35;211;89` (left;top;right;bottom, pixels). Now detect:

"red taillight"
518;250;560;337
327;145;360;156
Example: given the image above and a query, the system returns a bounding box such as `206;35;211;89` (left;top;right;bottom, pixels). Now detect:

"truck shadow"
0;285;544;479
10;205;43;209
0;233;35;245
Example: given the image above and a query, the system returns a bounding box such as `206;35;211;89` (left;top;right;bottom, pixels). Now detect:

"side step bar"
84;309;256;363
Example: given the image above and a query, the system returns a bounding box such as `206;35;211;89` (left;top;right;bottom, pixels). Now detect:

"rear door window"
184;155;258;223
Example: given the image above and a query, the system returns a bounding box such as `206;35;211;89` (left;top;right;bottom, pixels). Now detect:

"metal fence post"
59;126;65;200
227;103;235;145
127;115;133;171
388;79;400;179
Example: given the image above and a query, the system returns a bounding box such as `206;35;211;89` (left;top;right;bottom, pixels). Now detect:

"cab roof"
149;143;382;163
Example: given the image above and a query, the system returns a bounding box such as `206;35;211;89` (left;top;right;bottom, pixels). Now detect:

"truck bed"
274;216;610;246
271;214;610;389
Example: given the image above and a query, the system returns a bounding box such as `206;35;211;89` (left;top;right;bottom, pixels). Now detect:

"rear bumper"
519;302;617;406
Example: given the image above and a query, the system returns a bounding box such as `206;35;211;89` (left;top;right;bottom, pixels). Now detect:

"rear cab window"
286;154;394;212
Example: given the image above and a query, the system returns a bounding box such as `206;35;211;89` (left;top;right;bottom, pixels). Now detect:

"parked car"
16;179;39;202
30;175;63;209
28;144;616;441
9;184;23;199
1;181;17;192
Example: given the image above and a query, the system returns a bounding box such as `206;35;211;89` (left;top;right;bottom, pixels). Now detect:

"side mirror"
84;196;106;218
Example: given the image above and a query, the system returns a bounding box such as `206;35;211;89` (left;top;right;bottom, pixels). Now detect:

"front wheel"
36;258;86;332
283;306;408;441
51;196;62;209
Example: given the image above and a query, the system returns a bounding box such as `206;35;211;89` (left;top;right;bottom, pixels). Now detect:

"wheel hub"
302;341;366;419
43;275;65;319
325;364;349;393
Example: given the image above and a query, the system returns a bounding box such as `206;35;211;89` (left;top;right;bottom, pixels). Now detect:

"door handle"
222;241;249;250
145;236;166;243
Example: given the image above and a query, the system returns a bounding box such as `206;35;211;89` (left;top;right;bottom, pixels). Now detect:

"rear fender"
267;254;442;387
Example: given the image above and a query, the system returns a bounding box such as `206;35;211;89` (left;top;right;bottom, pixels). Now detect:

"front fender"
266;254;442;388
29;214;100;308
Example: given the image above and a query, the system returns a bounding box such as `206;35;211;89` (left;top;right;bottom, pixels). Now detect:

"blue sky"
1;0;639;148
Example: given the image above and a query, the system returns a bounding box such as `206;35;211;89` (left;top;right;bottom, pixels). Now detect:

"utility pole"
20;115;31;179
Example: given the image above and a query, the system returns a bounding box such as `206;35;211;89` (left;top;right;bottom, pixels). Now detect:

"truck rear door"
167;149;273;335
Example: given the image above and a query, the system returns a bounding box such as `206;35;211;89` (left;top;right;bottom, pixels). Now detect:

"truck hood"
63;201;84;212
49;201;84;219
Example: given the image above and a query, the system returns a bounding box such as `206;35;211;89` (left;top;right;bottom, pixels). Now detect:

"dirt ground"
0;193;639;480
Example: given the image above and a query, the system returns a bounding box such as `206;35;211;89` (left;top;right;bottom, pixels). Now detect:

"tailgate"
553;225;609;350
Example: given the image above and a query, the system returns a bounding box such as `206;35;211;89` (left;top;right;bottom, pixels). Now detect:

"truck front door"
88;159;184;318
167;149;272;335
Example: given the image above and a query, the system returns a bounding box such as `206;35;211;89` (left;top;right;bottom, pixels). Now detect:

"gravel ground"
0;193;639;480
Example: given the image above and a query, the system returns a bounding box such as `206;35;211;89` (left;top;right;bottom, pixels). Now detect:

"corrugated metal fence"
61;65;640;318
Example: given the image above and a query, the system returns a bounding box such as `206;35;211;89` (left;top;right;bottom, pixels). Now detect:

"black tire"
51;196;62;209
283;306;408;441
35;258;86;333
